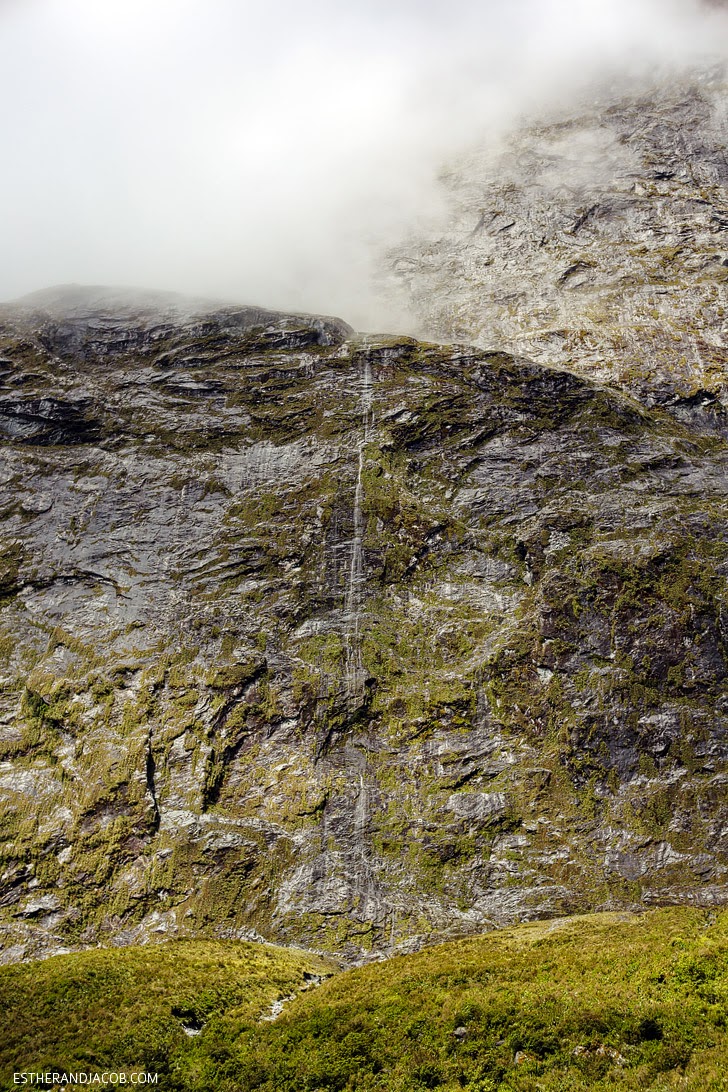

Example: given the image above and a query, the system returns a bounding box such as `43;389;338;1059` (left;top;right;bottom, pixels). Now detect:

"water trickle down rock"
344;357;373;699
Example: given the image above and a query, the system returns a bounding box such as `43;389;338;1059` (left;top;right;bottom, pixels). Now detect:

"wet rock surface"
0;282;725;963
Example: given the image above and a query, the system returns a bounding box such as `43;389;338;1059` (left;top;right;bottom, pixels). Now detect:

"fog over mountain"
0;0;726;329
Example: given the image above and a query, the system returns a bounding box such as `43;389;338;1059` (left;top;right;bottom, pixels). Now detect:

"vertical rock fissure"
145;730;160;834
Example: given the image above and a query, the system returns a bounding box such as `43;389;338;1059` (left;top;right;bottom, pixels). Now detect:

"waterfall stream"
344;358;372;693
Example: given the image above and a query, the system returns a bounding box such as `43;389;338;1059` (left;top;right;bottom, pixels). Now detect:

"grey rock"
0;260;724;963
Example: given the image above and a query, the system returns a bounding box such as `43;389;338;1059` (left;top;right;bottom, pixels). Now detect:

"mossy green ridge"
0;288;725;962
0;937;337;1089
236;908;728;1091
1;910;726;1091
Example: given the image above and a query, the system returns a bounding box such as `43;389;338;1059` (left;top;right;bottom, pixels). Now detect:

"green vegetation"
2;910;727;1091
232;908;728;1092
0;939;336;1090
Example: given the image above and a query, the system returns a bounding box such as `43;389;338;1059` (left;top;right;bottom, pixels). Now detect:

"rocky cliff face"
389;67;728;409
0;281;725;963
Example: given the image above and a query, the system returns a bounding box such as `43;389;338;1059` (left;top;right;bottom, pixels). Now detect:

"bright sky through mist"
0;0;726;328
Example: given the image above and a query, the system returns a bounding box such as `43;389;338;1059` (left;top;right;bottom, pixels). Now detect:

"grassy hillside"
237;909;728;1091
0;939;337;1089
1;909;727;1091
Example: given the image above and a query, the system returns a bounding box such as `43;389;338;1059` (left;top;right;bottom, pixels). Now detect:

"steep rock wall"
0;288;725;962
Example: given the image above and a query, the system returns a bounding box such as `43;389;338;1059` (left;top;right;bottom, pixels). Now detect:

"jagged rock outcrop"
0;285;725;963
389;66;728;411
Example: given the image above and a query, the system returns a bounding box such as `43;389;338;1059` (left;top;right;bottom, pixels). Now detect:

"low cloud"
0;0;725;329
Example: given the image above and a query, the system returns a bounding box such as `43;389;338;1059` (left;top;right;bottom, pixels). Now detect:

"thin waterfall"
345;358;372;617
344;358;372;693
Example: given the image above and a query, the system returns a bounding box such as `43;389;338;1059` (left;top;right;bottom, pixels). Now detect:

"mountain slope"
0;286;725;962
